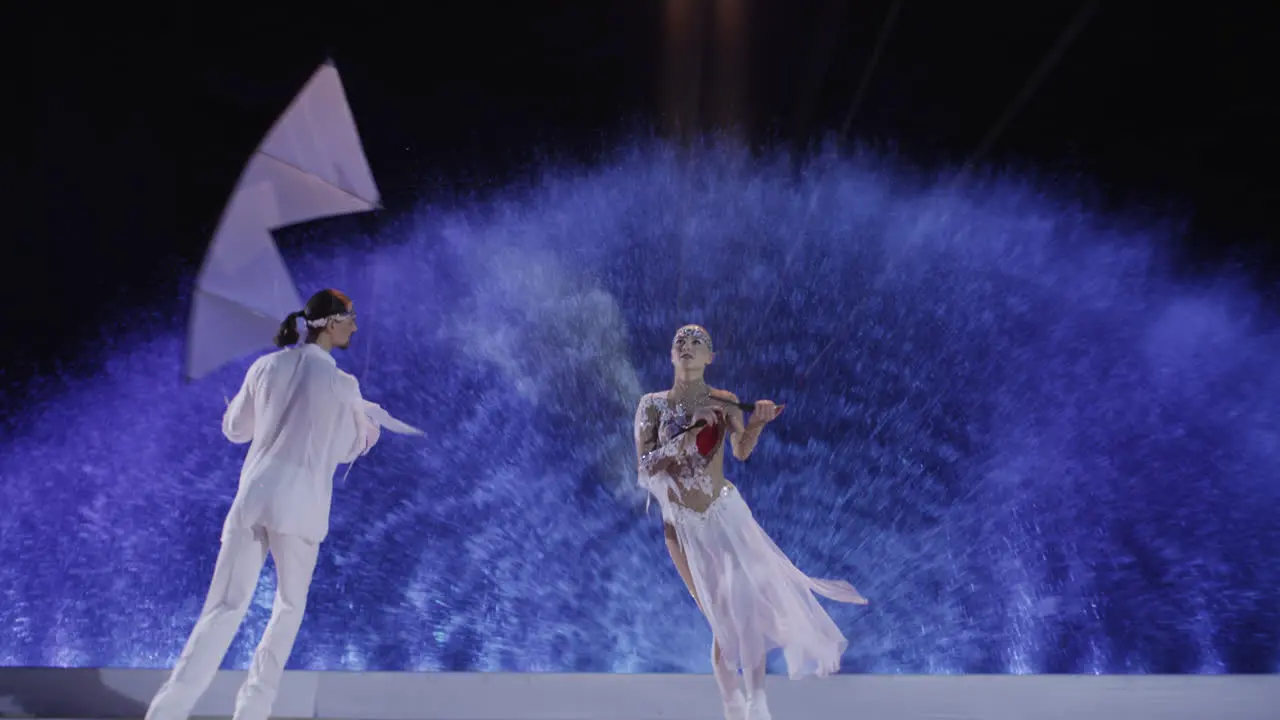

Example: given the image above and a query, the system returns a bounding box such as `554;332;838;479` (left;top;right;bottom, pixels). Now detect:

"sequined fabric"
634;391;733;517
660;484;734;527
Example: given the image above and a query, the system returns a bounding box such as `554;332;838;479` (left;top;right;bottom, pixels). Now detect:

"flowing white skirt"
662;484;867;678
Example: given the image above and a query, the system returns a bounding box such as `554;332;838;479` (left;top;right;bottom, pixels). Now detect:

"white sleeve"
333;372;380;463
634;395;686;504
221;360;260;444
364;401;424;436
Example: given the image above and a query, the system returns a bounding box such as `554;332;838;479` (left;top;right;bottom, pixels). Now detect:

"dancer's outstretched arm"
721;391;783;461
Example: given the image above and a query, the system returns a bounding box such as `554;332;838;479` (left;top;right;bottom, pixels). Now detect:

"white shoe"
746;691;772;720
723;689;747;720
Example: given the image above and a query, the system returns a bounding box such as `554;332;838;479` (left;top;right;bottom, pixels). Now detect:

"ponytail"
277;289;352;348
273;310;305;347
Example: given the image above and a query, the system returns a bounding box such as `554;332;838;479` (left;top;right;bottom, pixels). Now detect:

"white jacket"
220;343;379;543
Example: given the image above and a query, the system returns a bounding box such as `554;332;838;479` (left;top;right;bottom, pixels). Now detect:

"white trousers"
146;526;320;720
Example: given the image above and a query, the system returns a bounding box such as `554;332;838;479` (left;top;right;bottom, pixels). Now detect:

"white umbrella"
185;60;381;381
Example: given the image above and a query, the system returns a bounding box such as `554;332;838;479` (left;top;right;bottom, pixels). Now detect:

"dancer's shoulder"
638;390;670;404
635;391;672;415
331;368;363;399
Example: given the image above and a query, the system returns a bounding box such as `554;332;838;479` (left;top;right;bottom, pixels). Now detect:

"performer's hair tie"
274;310;307;348
274;291;354;348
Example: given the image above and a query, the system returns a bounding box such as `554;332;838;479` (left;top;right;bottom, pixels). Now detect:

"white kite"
187;60;421;438
185;60;381;381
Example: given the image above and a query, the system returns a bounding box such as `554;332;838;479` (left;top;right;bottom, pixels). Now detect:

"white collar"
301;342;337;366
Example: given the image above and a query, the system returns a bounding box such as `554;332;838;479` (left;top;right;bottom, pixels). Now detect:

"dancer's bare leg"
713;641;747;719
666;523;746;719
664;523;701;610
744;655;771;720
745;657;765;696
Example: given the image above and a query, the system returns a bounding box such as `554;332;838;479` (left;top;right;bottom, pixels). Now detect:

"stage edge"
0;669;1275;719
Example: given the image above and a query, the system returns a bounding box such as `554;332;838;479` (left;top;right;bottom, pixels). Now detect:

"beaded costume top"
634;390;732;515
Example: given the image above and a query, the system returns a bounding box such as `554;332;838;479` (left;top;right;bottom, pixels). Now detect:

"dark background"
11;0;1278;385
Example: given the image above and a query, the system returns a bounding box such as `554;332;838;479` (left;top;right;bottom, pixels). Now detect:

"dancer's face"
323;308;358;350
671;325;714;372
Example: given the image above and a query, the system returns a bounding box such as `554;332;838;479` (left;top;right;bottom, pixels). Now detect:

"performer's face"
328;311;358;350
671;325;713;371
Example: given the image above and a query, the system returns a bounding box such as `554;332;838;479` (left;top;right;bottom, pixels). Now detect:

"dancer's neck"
671;372;707;390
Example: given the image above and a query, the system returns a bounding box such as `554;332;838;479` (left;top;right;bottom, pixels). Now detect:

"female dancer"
634;325;868;720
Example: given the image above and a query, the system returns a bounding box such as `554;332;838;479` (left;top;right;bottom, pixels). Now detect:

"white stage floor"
0;668;1276;719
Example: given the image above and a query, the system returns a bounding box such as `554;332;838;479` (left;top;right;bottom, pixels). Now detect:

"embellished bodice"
634;391;731;515
658;393;723;451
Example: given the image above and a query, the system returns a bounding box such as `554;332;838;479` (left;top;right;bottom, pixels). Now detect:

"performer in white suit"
147;288;381;720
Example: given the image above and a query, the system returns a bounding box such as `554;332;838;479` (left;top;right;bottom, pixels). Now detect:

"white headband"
305;312;353;329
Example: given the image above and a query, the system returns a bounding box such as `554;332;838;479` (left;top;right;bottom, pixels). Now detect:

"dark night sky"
10;1;1279;384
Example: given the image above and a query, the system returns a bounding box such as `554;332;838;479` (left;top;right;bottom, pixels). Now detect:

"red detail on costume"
696;422;723;456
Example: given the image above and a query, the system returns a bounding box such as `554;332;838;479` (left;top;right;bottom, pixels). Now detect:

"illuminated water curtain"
2;139;1277;674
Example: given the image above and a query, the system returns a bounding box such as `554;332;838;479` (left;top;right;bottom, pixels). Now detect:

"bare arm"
733;418;767;461
719;390;776;462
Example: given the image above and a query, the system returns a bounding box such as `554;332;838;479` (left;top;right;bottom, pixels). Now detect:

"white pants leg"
232;530;320;720
146;528;270;720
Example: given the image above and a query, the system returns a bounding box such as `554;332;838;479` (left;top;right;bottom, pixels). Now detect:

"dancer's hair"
273;289;354;347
